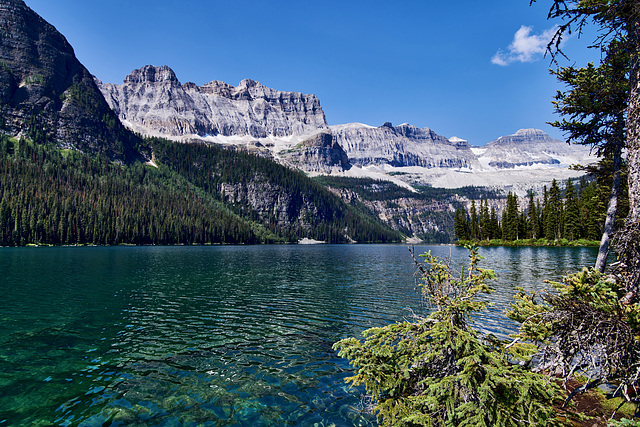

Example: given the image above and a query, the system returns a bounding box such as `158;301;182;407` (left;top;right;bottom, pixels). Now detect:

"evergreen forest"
0;134;402;246
453;176;627;245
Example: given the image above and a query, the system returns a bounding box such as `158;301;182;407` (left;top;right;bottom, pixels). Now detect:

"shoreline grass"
455;238;600;247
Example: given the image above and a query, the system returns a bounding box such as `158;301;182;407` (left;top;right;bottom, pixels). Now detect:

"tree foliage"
151;138;402;244
333;247;562;426
453;177;613;245
312;176;499;243
550;41;628;158
550;38;629;271
508;267;640;419
534;0;640;302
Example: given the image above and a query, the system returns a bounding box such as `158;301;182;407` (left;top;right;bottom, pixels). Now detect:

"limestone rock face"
326;184;456;243
0;0;141;161
219;178;324;231
99;66;329;139
477;128;592;169
281;131;351;174
330;122;480;169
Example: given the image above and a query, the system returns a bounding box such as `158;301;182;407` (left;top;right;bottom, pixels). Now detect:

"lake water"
0;244;598;426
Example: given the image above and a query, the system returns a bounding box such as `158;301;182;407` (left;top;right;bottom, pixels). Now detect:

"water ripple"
0;244;597;425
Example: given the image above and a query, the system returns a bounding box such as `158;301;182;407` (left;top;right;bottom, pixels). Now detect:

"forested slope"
314;175;505;243
150;138;402;244
0;135;402;246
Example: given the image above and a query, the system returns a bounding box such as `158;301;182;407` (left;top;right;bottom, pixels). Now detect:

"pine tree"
564;179;580;241
535;0;640;299
490;205;500;240
479;199;490;240
469;200;479;240
551;41;628;271
453;207;469;241
535;199;543;239
519;210;530;241
527;190;538;239
502;192;520;241
546;180;563;241
334;248;562;426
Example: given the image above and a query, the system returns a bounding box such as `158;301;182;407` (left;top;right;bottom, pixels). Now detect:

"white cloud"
491;51;509;66
492;25;558;66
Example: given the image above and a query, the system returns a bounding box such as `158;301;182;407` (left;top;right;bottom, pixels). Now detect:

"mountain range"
0;0;600;244
98;65;596;194
98;65;328;140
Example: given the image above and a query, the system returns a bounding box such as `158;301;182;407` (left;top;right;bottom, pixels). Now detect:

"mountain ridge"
0;2;403;245
330;121;480;169
97;65;596;190
0;0;142;162
99;65;328;141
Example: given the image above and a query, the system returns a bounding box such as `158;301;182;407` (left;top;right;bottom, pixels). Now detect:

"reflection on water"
0;244;597;425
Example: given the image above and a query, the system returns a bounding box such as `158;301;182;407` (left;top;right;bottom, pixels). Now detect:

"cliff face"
325;184;456;243
99;65;329;139
281;131;351;174
219;179;320;231
329;122;480;169
0;0;141;161
96;64;594;181
477;128;592;169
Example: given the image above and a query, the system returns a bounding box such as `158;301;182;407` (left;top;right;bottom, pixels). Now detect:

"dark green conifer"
479;199;490;240
502;192;520;241
527;190;538;239
563;178;580;241
453;207;469;240
469;200;479;240
545;180;563;240
334;248;562;426
490;205;500;239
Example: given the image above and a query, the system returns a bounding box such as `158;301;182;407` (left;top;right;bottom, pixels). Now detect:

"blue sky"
26;0;602;146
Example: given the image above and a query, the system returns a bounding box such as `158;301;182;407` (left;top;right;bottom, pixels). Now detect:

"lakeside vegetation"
314;175;506;243
334;247;563;426
453;176;627;246
313;175;505;202
334;1;640;425
455;237;600;247
0;135;266;245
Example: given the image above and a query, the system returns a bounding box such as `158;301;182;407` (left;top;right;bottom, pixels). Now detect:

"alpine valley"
0;0;597;244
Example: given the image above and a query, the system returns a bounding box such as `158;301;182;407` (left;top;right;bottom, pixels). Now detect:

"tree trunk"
617;3;640;295
595;145;622;272
628;5;640;224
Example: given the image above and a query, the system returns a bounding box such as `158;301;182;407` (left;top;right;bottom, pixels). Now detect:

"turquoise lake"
0;244;599;426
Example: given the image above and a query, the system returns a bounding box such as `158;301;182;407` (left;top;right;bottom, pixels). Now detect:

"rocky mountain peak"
237;78;261;89
366;122;463;147
489;128;557;146
199;80;233;96
0;0;141;161
448;136;469;147
99;67;328;139
281;131;351;174
479;128;592;169
330;122;479;169
515;128;546;136
123;65;178;84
